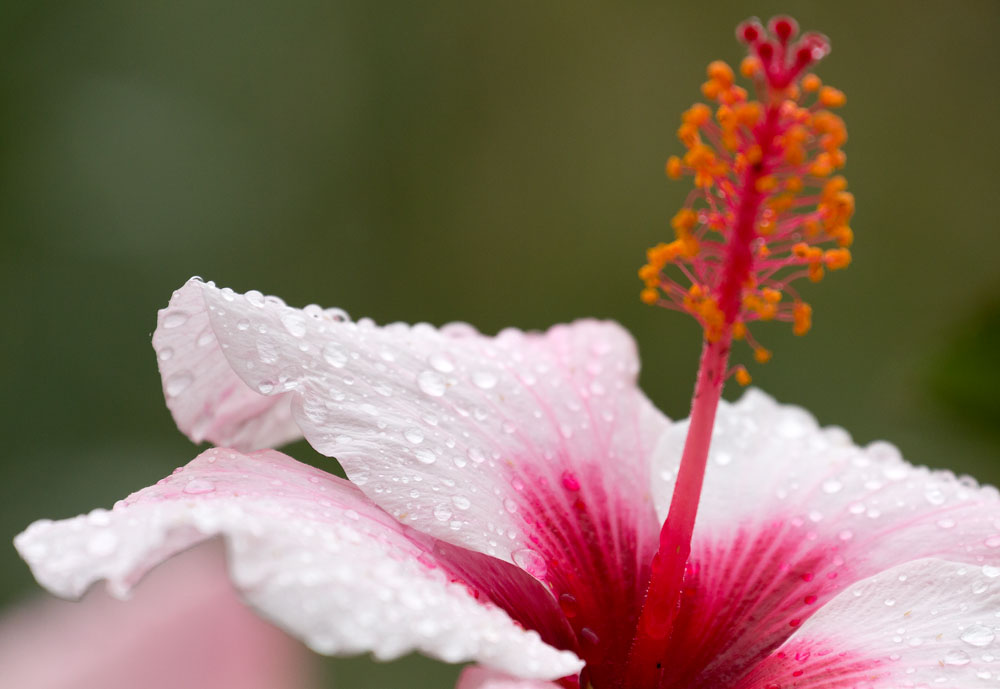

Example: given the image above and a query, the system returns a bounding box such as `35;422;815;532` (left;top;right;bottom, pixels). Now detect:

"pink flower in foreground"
14;15;1000;689
2;542;315;689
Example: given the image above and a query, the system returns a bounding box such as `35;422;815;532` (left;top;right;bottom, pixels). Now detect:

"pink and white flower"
15;277;1000;688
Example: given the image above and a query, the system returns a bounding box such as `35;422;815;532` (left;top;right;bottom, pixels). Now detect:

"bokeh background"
2;0;998;686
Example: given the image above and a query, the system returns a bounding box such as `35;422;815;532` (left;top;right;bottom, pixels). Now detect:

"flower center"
624;15;853;688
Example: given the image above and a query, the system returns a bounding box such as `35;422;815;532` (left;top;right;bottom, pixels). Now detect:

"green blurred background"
1;0;998;686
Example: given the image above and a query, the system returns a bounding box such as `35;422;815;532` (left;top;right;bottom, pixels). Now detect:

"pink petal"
155;279;670;675
651;389;1000;685
15;448;582;680
0;542;315;689
734;558;1000;689
456;666;563;689
153;282;303;450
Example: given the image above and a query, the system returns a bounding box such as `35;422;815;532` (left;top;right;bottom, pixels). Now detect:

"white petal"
153;280;302;450
14;448;582;680
654;388;1000;572
739;558;1000;688
456;666;562;689
158;278;669;569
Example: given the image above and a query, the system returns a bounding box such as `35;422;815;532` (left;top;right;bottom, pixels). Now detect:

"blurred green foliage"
1;1;998;686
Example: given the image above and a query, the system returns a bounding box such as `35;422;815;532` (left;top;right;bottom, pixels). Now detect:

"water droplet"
503;498;518;514
281;313;307;337
983;565;1000;578
414;449;437;465
472;371;498;390
162;311;188;328
452;496;471;510
257;380;275;394
944;649;971;666
196;328;214;347
512;549;548;578
183;479;215;495
165;372;194;397
318;343;347;368
960;624;995;647
237;318;250;331
467;447;486;463
985;535;1000;548
404;428;424;444
822;480;843;494
433;504;453;521
86;531;118;556
937;518;956;529
559;593;579;618
417;370;446;397
714;451;732;466
429;352;456;373
157;347;174;361
245;290;266;307
561;471;581;492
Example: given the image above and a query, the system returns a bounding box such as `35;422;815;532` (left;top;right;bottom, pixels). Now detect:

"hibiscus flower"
15;15;1000;689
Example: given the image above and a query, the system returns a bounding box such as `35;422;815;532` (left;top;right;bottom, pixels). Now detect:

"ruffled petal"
650;389;1000;686
0;542;314;689
154;279;669;675
456;666;563;689
153;282;302;450
14;448;582;680
734;558;1000;689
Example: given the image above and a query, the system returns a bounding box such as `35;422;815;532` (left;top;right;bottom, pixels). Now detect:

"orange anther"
734;366;752;386
740;55;761;78
809;153;834;177
832;225;854;247
683;103;712;126
792;302;812;336
792;242;811;258
736;102;761;127
802;74;821;92
819;86;846;108
755;175;778;193
824;248;852;270
701;80;722;101
754;347;772;364
785;176;804;193
707;60;734;86
666;156;683;179
762;288;782;303
808;263;825;282
671;208;698;233
732;321;747;340
640;288;659;305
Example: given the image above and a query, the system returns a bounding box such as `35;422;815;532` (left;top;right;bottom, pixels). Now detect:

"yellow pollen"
819;86;846;108
793;302;813;336
732;321;747;340
640;287;659;305
802;74;821;92
762;288;782;303
739;55;761;78
753;347;772;364
824;248;852;270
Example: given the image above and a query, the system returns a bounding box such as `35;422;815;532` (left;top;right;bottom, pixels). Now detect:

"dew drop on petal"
162;311;188;328
165;371;193;397
183;479;215;495
281;313;307;337
472;371;498;390
822;480;843;494
433;504;453;522
960;624;996;647
503;498;518;514
985;535;1000;548
467;446;486;464
944;649;972;666
429;352;455;373
157;347;174;361
323;344;348;368
404;428;424;444
982;565;1000;578
451;496;471;510
257;380;275;394
417;370;447;397
414;449;437;465
512;549;548;579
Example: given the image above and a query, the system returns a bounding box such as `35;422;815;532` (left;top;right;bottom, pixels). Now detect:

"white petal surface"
456;666;562;689
157;278;669;567
14;448;581;680
653;388;1000;571
153;282;302;450
737;558;1000;689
